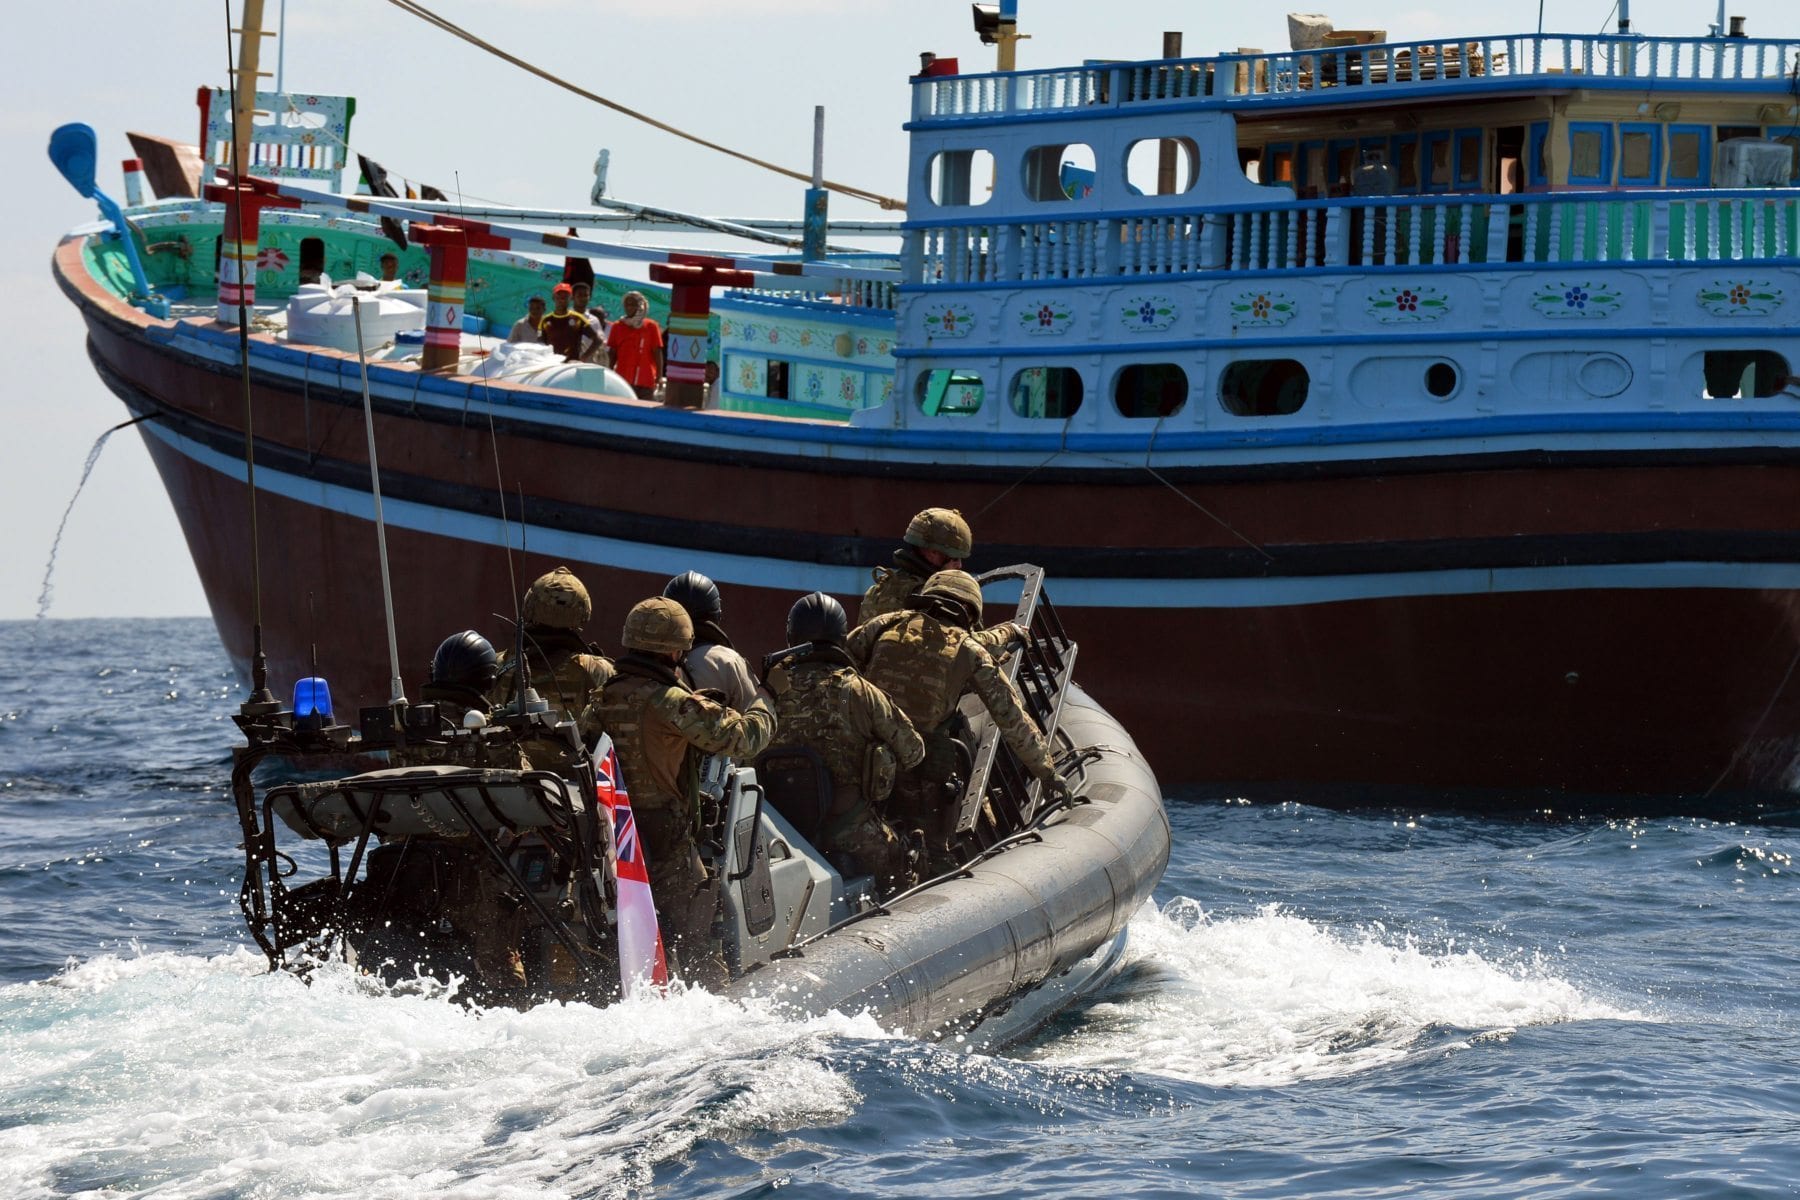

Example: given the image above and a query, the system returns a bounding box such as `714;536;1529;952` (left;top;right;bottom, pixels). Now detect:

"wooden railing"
912;189;1800;281
914;33;1800;120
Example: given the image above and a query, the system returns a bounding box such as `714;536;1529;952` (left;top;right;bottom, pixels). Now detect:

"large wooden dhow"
50;9;1800;806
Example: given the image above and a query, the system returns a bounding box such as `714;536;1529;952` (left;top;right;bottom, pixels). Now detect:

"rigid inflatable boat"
230;567;1169;1045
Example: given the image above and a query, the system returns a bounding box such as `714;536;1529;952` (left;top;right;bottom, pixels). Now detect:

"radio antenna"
223;0;278;715
351;294;406;706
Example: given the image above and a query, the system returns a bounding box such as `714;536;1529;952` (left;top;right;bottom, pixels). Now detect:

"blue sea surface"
2;618;1797;1198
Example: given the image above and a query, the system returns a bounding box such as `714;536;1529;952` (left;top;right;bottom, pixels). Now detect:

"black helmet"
430;630;498;692
662;570;723;625
787;592;848;646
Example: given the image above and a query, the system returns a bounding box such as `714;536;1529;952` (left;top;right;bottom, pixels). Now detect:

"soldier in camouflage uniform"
860;507;1026;654
765;592;925;896
586;596;778;985
848;570;1069;868
392;630;529;997
489;566;615;775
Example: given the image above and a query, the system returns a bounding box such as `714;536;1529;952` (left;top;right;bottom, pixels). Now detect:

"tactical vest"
593;657;701;863
773;658;881;815
858;610;974;732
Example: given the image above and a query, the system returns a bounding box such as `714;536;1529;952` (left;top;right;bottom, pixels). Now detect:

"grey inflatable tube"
722;682;1171;1040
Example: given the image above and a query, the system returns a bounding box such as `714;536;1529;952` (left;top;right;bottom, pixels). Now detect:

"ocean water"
2;617;1796;1199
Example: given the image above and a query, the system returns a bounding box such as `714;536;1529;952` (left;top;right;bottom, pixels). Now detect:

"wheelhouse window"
1568;123;1612;185
1266;143;1296;185
1010;367;1085;418
1618;124;1661;185
1667;125;1710;186
927;149;994;207
1220;359;1309;416
1422;131;1453;192
1114;363;1188;418
1023;143;1096;202
916;369;984;416
1455;130;1483;190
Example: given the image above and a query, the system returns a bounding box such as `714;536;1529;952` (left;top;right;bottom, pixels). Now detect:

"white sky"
1;0;1781;619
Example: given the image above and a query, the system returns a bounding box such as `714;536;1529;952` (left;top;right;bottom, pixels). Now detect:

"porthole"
1704;350;1790;399
1114;363;1188;418
1220;359;1308;416
916;368;984;416
1425;361;1459;398
1010;367;1084;418
1125;136;1200;195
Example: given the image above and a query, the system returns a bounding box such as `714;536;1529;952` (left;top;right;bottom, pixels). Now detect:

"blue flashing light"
293;676;334;721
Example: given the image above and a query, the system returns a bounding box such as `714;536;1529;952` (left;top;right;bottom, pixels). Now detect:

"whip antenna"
223;0;278;713
351;294;406;705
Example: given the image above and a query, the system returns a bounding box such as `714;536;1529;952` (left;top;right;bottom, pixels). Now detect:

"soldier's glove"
1038;774;1075;808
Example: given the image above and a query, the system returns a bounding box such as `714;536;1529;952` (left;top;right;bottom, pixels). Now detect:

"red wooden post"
203;181;300;326
408;224;468;373
649;260;755;409
122;158;147;207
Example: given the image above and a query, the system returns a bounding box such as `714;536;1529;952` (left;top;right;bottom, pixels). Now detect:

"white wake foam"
0;948;890;1199
1021;899;1651;1086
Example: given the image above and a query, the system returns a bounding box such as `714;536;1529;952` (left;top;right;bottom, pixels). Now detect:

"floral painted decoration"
1529;281;1624;319
1119;294;1178;333
256;246;289;274
1017;298;1075;336
923;303;976;339
1697;280;1784;318
1229;289;1296;327
1367;284;1449;323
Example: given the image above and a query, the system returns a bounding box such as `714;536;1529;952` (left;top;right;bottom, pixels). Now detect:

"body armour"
587;655;777;861
491;627;615;764
859;548;1018;653
767;650;925;818
846;609;1056;781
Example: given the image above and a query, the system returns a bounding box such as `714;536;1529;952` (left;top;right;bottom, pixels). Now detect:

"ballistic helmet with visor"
786;592;848;646
430;630;499;692
662;570;723;625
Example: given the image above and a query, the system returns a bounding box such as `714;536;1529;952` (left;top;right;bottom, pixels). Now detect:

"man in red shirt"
606;290;664;400
539;283;602;363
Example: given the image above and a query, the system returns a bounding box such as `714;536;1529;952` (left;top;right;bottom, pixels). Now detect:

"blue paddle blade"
48;123;99;199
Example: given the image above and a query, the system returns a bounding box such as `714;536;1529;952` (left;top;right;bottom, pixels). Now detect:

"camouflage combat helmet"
522;566;591;629
918;569;985;617
903;507;973;559
620;596;694;654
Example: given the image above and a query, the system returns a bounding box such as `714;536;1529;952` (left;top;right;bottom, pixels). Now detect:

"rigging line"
1139;463;1274;561
382;0;905;211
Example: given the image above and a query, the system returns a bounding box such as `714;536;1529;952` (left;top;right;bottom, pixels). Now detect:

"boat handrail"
912;189;1800;282
913;33;1800;122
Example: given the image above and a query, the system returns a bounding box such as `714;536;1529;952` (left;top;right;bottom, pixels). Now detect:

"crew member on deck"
509;295;545;343
540;282;602;362
606;290;664;399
